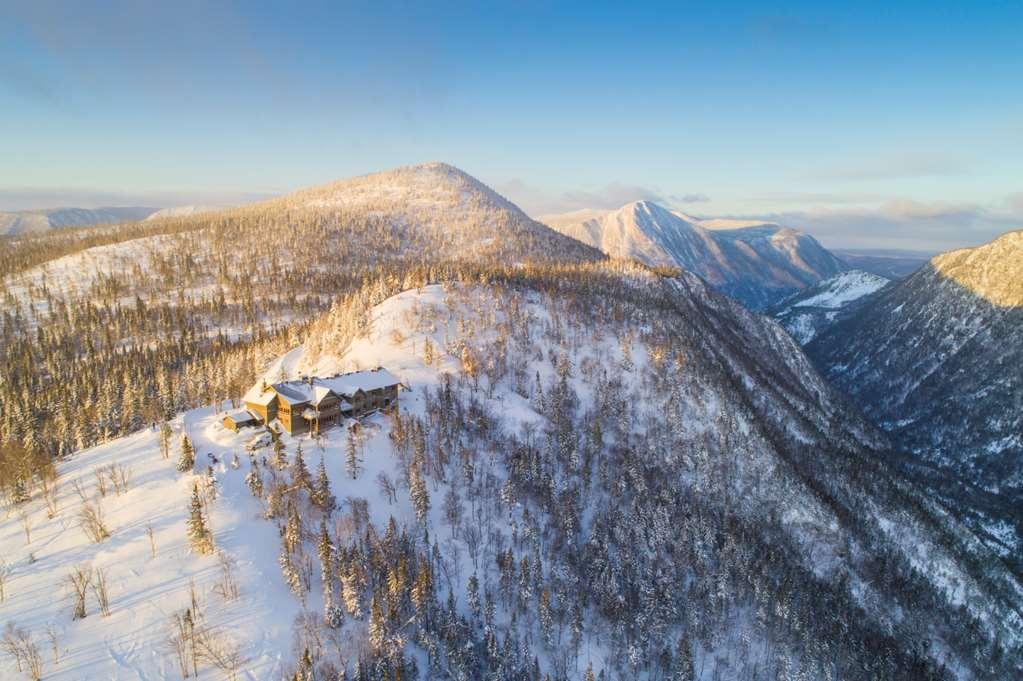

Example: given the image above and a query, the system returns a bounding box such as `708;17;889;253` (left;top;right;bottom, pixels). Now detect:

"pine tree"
674;633;694;681
245;460;264;498
317;519;340;626
186;483;213;554
409;465;430;524
296;647;314;681
341;561;362;618
177;435;195;473
284;501;303;554
272;432;287;471
345;427;361;479
264;483;283;519
279;543;304;600
539;587;553;648
467;573;481;618
291;443;312;490
368;592;386;652
312;457;336;513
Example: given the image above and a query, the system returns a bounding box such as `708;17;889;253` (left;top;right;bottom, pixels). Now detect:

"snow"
5;281;1018;679
791;270;889;309
0;411;301;680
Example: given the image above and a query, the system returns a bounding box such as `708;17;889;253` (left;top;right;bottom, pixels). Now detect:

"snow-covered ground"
790;270;889;309
4;282;1018;679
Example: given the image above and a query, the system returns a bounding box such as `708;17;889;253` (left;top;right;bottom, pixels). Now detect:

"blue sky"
2;1;1021;249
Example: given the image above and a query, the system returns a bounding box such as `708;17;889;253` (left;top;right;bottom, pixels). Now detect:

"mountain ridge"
807;229;1023;559
541;200;847;309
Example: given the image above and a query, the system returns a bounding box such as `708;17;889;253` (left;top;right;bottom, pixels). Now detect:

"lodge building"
222;367;402;435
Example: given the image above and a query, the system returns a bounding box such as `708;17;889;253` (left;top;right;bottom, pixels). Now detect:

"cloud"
815;154;970;181
673;193;710;204
0;186;278;212
496;179;706;216
1006;192;1023;213
740;199;1020;251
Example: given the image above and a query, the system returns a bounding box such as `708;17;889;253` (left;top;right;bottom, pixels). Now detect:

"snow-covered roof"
242;382;277;406
271;381;313;405
224;409;259;423
317;368;402;396
243;368;401;408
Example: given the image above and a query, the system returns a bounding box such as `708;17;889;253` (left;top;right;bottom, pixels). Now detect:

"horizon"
2;2;1021;251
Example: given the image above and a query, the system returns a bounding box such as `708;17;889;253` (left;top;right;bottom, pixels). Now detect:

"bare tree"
19;509;31;544
67;564;93;620
375;471;397;504
214;551;240;602
41;476;59;518
44;623;61;666
146;523;157;558
1;622;43;680
0;557;11;602
93;568;111;617
79;501;110;543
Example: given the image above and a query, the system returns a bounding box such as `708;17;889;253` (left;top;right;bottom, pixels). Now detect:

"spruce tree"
245;459;264;498
345;428;361;479
312;457;336;513
186;483;213;554
177;435;195;473
291;443;312;490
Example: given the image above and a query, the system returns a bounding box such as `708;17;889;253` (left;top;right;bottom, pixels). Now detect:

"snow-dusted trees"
177;435;195;473
345;425;362;480
290;444;311;491
186;483;213;554
311;457;336;513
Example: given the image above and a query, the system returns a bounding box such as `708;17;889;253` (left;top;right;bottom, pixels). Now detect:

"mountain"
4;268;1020;680
143;205;225;221
0;206;158;235
807;230;1023;554
541;200;847;309
770;269;890;344
831;248;934;279
281;161;602;263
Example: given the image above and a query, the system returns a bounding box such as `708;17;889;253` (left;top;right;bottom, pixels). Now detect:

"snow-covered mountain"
770;270;890;344
4;270;1020;680
143;205;225;221
807;230;1023;549
0;206;158;235
280;161;602;264
541;201;847;309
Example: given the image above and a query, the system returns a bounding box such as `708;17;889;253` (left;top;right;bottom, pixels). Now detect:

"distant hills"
0;206;159;235
542;200;847;309
831;247;934;279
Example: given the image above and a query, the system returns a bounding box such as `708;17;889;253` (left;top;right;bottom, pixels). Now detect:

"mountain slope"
4;266;1021;679
541;201;846;309
770;269;890;344
0;206;158;235
807;230;1023;523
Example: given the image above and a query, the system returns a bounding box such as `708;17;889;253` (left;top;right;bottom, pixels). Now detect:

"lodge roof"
243;368;402;409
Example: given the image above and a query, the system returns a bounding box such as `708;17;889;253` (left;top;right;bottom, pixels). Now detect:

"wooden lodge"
223;367;402;435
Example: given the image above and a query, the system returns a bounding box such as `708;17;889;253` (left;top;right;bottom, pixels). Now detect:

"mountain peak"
544;200;846;308
930;229;1023;307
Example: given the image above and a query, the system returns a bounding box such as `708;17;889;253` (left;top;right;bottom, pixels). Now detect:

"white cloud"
815;153;969;181
0;187;278;212
496;179;707;216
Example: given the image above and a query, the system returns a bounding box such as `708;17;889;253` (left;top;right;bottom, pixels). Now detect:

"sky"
1;1;1021;250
